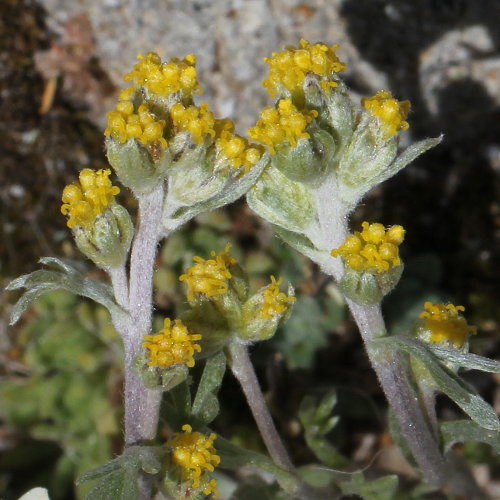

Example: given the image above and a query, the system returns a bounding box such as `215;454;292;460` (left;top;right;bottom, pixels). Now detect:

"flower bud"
164;424;220;499
414;302;477;351
135;318;202;391
106;138;172;196
61;169;133;268
178;245;248;331
332;222;405;304
239;276;295;341
272;127;336;184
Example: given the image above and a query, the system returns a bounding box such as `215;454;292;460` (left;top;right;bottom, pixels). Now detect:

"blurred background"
1;0;500;498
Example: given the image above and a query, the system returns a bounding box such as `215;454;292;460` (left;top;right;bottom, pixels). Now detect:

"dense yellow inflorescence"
216;129;262;173
361;90;411;139
170;102;216;145
167;424;220;497
262;39;347;97
61;169;120;229
104;95;167;147
259;276;296;319
179;244;236;301
142;318;202;368
124;52;202;99
331;222;405;273
248;98;318;154
419;302;477;348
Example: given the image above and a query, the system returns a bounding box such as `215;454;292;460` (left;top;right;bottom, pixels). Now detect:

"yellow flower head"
361;90;411;139
167;424;220;497
263;39;347;98
61;169;120;229
248;98;318;154
142;318;202;368
331;222;405;273
123;52;202;99
216;129;263;173
170;102;216;145
419;302;477;348
179;244;236;301
259;276;296;319
104;98;168;147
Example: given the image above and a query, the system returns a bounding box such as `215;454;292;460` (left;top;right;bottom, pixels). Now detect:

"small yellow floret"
419;302;477;348
331;221;405;273
167;424;220;496
142;318;202;368
61;169;120;229
216;130;262;173
179;244;236;301
263;39;347;97
123;52;202;98
104;100;168;147
361;90;411;139
248;98;317;154
259;276;296;319
170;102;216;145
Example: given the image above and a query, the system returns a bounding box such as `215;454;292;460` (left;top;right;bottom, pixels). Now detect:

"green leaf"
376;336;500;431
77;446;164;500
275;296;328;369
191;351;226;425
216;436;298;494
7;258;126;326
272;225;323;265
161;381;192;431
340;471;398;500
299;391;347;468
429;345;500;373
372;136;442;187
441;420;500;454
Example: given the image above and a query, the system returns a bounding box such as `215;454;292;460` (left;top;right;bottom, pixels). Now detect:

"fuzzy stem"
124;184;164;446
108;265;129;310
310;183;448;486
227;339;294;471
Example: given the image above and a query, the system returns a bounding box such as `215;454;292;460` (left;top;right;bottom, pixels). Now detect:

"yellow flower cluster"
262;39;347;97
167;424;220;497
419;302;477;348
216;130;262;173
361;90;411;139
142;318;202;368
259;276;296;319
170;102;216;145
248;98;318;154
179;244;236;301
331;222;405;273
61;169;120;229
104;93;167;147
124;52;202;99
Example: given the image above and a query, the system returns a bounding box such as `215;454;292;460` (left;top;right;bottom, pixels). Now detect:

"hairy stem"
124;184;165;446
227;339;294;471
310;186;448;486
108;265;129;309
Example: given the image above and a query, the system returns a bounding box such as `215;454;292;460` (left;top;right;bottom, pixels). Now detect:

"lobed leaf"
375;336;500;431
441;420;500;454
7;257;126;326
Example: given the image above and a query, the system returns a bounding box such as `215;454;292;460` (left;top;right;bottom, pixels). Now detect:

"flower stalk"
227;338;294;472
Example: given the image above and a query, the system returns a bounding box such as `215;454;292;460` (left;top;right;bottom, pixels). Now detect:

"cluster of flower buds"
103;51;266;215
179;244;295;344
246;39;439;258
